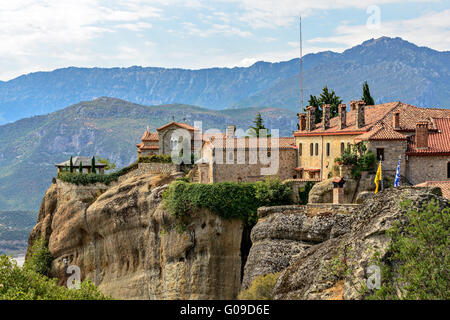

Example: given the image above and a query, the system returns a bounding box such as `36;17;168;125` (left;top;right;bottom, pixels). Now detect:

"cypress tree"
69;156;74;173
79;162;83;173
309;87;343;123
249;112;268;137
91;157;96;174
362;81;375;105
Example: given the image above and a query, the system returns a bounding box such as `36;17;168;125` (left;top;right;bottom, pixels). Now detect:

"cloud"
307;9;450;51
183;22;252;38
224;0;439;28
115;22;153;31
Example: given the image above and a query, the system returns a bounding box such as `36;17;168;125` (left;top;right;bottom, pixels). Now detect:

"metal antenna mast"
299;15;304;113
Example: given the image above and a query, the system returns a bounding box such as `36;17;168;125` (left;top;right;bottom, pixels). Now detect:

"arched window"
341;142;345;155
299;143;302;156
315;143;319;156
326;143;331;157
310;143;314;156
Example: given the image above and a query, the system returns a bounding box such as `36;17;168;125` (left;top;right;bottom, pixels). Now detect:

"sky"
0;0;449;81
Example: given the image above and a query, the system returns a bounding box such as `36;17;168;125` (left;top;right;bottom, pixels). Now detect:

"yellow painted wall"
295;135;359;180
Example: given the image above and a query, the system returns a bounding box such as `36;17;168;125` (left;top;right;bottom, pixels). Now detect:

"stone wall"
367;140;408;177
119;162;180;182
212;148;297;182
407;155;450;185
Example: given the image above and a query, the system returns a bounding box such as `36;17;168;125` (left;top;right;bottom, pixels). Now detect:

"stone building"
198;127;297;183
136;121;199;156
294;101;450;184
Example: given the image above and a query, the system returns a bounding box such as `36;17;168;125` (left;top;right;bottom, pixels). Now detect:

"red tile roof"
295;102;450;145
156;121;197;131
415;181;450;199
407;118;450;155
141;131;159;141
206;137;295;150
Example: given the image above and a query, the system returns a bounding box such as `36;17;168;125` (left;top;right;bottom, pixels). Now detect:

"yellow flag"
374;162;382;194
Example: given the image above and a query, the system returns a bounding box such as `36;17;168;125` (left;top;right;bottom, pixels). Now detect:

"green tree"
79;161;83;173
362;81;375;105
91;157;96;174
367;199;450;300
309;86;343;123
96;156;116;171
24;237;53;277
249;112;269;137
69;156;74;173
0;254;110;300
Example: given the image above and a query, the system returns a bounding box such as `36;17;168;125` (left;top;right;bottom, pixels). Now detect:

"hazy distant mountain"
0;37;448;124
0;97;296;212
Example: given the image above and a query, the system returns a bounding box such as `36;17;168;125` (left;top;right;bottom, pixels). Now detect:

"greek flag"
394;157;401;187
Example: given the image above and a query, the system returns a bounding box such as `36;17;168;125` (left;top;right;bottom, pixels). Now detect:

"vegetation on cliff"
57;154;176;186
238;273;279;300
163;178;292;227
365;198;450;300
0;238;109;300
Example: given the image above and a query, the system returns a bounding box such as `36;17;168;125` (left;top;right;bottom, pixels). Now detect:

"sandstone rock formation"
273;187;448;300
28;173;244;300
309;172;377;204
242;204;356;290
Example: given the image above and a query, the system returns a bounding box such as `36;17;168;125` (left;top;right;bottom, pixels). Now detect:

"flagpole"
380;155;383;191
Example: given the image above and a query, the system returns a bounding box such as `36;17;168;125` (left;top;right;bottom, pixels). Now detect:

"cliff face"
271;187;447;300
28;173;243;300
242;204;357;290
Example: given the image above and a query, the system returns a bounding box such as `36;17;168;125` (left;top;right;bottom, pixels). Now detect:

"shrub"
254;177;292;207
0;255;110;300
162;178;292;227
334;142;376;179
138;154;172;163
238;273;279;300
298;181;315;205
366;199;450;300
57;162;139;185
24;237;53;277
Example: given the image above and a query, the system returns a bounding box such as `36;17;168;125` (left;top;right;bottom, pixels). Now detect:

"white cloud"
307;9;450;51
223;0;439;28
183;22;252;38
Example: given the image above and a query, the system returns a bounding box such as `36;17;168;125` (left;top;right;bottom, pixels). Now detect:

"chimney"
415;121;429;149
298;113;307;131
322;104;331;130
393;112;400;130
226;125;236;139
332;178;346;204
355;100;366;129
338;104;347;129
306;106;316;132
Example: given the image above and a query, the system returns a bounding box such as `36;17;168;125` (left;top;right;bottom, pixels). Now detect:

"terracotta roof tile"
295;102;450;144
141;131;159;141
407;118;450;155
206;137;295;150
156;121;197;131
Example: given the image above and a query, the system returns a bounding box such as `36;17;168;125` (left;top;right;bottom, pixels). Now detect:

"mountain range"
0;37;448;124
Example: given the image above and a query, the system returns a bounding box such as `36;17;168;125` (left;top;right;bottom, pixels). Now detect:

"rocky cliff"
242;187;448;300
28;173;244;300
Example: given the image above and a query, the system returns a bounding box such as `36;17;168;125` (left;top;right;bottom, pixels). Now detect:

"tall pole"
300;15;303;113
